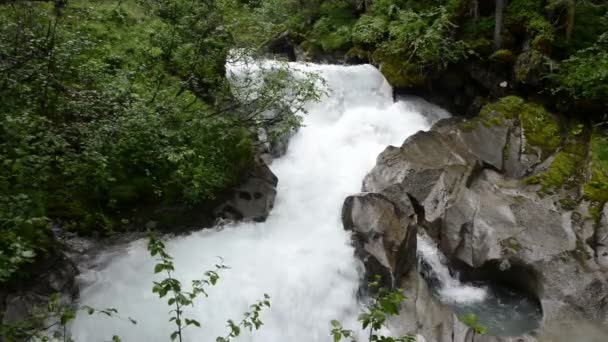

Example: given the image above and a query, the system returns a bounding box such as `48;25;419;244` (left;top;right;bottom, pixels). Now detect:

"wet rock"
214;156;278;222
266;31;298;61
1;252;78;326
359;110;608;340
342;193;417;288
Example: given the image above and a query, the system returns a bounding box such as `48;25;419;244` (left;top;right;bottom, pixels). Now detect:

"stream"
70;63;540;341
70;63;430;341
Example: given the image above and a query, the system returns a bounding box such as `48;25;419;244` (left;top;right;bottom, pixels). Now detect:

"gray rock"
355;113;608;340
342;193;417;288
597;204;608;270
214;156;278;222
1;253;78;327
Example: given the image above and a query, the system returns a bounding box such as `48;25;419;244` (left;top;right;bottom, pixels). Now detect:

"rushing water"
70;63;432;341
417;236;488;304
417;236;542;337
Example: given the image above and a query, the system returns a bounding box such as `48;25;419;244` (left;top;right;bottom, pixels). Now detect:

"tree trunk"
494;0;505;50
566;0;576;42
472;0;479;19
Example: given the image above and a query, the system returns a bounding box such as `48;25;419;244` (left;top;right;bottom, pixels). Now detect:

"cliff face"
344;97;608;341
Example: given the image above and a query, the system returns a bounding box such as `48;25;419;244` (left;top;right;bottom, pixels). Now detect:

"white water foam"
70;63;432;341
416;235;487;304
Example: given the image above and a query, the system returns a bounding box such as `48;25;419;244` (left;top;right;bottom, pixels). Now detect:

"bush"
550;33;608;104
0;0;320;282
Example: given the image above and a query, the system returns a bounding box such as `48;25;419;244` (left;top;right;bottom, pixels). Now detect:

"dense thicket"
233;0;607;112
0;0;318;283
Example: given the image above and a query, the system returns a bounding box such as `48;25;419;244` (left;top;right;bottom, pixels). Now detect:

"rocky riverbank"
0;153;280;335
343;96;608;341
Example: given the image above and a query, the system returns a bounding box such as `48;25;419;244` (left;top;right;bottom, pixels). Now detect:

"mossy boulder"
378;59;427;88
490;49;515;64
514;49;547;86
584;130;608;203
480;96;561;157
526;123;588;194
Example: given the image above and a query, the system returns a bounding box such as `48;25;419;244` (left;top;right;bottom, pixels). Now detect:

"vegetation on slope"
0;0;319;283
234;0;607;115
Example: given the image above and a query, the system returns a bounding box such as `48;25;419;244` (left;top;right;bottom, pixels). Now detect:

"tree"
494;0;505;50
566;0;576;42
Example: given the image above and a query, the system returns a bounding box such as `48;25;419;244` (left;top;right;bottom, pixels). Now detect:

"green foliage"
352;15;389;45
378;6;470;70
0;194;47;282
519;102;562;156
527;123;587;193
550;33;608;103
459;313;487;335
479;96;525;119
0;292;133;342
506;0;555;51
148;236;270;342
330;276;415;342
584;129;608;203
308;1;357;52
490;49;515;64
0;0;320;281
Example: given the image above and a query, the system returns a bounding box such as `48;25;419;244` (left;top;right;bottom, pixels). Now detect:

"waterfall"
70;63;434;341
67;61;502;341
416;235;487;304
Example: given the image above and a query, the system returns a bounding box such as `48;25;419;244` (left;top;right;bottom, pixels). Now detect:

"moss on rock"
378;58;427;88
480;96;561;157
526;123;587;193
519;102;561;155
490;49;515;64
583;130;608;203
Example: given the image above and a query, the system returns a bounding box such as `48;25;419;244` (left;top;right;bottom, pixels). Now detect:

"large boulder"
0;252;78;331
214;156;278;222
356;105;608;340
342;192;417;289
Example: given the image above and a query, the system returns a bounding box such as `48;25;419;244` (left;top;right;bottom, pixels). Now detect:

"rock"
503;125;541;179
342;193;417;288
596;204;608;270
214;156;278;222
1;252;78;326
357;110;608;340
513;37;554;88
256;126;295;161
392;272;539;342
363;114;513;223
266;31;298;61
466;62;510;98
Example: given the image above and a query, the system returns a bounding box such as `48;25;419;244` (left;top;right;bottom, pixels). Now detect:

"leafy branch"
330;276;415;342
148;235;271;342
